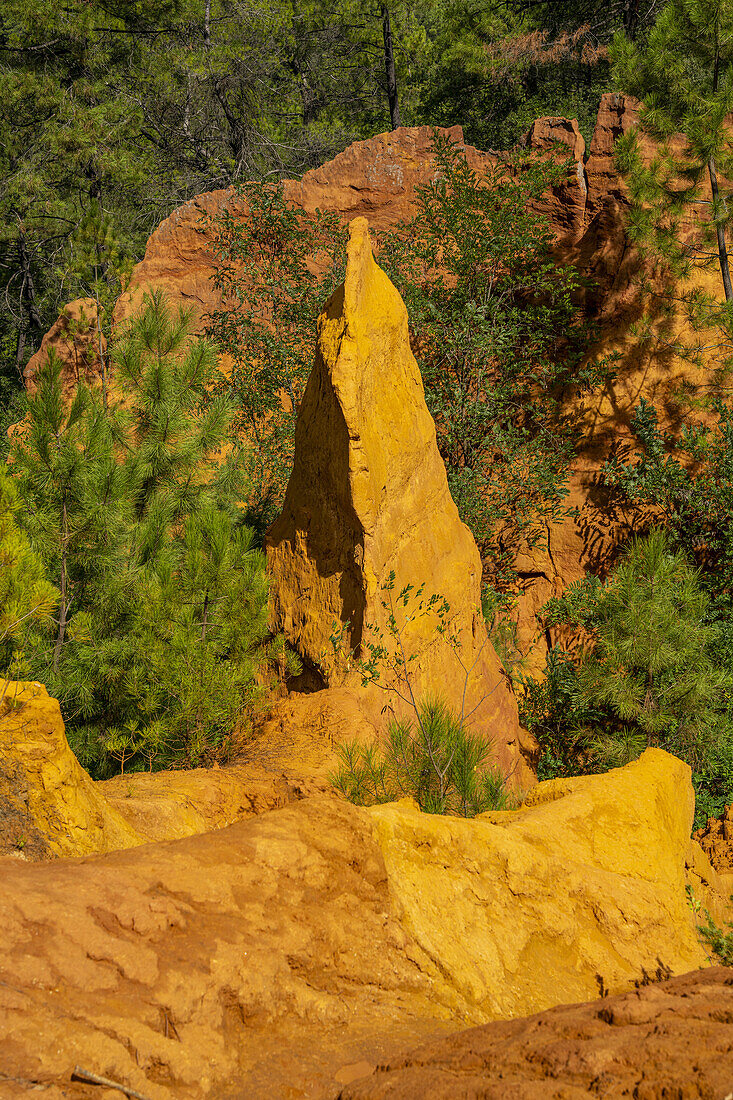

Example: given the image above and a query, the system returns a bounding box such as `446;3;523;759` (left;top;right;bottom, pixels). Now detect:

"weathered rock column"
267;217;536;785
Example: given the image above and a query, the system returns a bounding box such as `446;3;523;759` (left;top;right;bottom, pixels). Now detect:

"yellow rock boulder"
0;681;141;857
0;747;727;1098
368;747;722;1021
267;217;536;785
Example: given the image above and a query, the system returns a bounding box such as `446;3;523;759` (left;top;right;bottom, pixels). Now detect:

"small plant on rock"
329;573;512;817
687;886;733;965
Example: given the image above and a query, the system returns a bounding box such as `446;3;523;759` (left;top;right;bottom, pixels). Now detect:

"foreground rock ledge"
267;216;536;785
0;747;728;1099
338;966;733;1100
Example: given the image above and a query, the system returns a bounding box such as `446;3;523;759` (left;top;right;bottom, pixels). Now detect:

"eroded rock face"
266;217;536;785
696;803;733;876
23;297;104;396
24;101;730;674
337;966;733;1100
370;749;718;1021
0;682;140;858
0;680;341;859
0;748;727;1099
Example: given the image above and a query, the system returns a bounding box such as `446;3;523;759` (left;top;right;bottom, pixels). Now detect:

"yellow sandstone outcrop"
267;217;536;784
0;680;332;857
0;681;140;857
369;748;722;1020
0;747;727;1098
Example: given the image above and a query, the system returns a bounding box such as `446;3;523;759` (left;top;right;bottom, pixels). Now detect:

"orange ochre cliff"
4;97;733;1100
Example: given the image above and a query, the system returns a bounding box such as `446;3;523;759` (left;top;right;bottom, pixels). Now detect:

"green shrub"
331;697;512;817
697;907;733;966
8;292;273;776
521;530;733;827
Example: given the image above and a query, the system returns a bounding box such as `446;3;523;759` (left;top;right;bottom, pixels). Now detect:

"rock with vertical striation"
267;216;536;785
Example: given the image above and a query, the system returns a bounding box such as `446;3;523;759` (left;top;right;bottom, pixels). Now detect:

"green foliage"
0;0;666;408
8;292;271;775
207;183;345;519
0;467;57;669
420;3;609;150
697;902;733;965
545;530;733;766
332;697;511;816
611;0;733;332
519;646;604;780
525;529;733;827
688;884;733;964
605;398;733;594
382;134;611;586
329;570;512;816
602;398;733;822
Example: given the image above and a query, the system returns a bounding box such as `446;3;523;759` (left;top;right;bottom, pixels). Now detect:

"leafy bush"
382;133;611;587
206;183;344;526
332;697;511;817
521;530;733;827
519;646;604;781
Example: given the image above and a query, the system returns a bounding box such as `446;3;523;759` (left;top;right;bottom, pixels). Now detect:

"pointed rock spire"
267;217;536;784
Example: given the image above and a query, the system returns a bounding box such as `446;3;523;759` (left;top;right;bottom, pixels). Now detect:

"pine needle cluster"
331;698;511;817
0;469;57;669
530;529;733;825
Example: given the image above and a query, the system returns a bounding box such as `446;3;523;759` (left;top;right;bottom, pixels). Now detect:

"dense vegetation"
6;294;277;775
1;0;653;402
3;0;733;834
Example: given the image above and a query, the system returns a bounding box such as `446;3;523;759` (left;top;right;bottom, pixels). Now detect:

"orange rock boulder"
267;217;536;785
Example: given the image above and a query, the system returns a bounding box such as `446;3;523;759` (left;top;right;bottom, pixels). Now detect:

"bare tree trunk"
19;235;42;330
13;324;26;381
623;0;641;40
381;4;401;130
708;155;733;303
204;0;211;48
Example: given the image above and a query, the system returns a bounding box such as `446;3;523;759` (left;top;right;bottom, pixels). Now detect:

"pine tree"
0;468;57;672
11;292;272;776
9;352;129;680
611;0;733;302
543;530;733;781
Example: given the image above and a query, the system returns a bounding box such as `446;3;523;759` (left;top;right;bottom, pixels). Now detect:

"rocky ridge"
0;744;728;1099
267;217;536;784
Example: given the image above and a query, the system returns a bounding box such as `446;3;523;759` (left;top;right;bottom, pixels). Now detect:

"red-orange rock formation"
23;297;104;396
696;803;733;876
266;217;536;784
337;967;733;1100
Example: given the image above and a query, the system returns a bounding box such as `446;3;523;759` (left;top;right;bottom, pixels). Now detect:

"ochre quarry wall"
266;217;536;785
